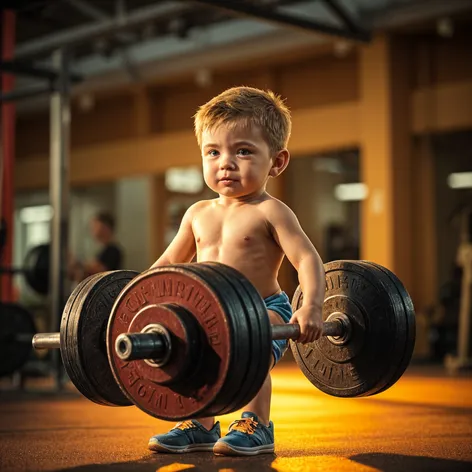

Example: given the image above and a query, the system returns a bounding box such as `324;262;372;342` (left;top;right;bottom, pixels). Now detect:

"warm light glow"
273;456;381;471
155;464;195;471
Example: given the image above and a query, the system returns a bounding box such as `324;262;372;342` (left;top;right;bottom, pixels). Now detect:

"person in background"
69;211;123;282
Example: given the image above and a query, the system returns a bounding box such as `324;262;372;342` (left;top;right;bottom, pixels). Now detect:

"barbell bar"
112;317;348;363
32;332;60;349
32;313;349;365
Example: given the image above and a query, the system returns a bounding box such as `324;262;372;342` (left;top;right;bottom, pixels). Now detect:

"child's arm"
267;200;325;344
150;204;197;268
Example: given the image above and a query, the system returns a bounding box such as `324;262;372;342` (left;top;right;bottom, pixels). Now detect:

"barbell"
0;243;50;295
32;260;416;420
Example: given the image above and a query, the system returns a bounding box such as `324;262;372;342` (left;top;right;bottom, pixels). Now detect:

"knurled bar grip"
271;320;344;340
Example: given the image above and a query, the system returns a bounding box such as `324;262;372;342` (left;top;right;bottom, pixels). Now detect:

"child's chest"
193;209;270;248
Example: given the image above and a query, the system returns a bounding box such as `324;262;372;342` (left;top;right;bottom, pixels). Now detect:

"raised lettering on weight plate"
117;309;130;325
175;281;186;299
137;383;147;398
164;278;173;297
155;278;172;297
176;395;184;410
125;292;142;313
303;347;314;358
147;388;168;410
126;367;140;388
209;332;221;345
192;291;205;310
348;365;360;382
204;313;218;330
183;284;195;301
338;275;349;290
139;281;155;303
155;392;168;410
197;299;211;315
326;277;334;291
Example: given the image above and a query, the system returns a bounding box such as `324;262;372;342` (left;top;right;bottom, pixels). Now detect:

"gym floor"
1;363;471;472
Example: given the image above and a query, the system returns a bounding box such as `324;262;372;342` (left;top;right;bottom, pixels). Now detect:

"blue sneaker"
213;412;275;456
148;420;221;453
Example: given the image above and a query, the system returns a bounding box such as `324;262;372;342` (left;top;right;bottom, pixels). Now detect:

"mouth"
219;177;239;183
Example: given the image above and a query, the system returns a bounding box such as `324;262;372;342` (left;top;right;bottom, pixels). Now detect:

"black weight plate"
0;303;36;377
359;261;416;393
61;271;138;406
193;263;271;416
290;260;401;398
24;244;49;295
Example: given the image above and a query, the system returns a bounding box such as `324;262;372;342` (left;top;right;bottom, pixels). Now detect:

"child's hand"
290;304;323;344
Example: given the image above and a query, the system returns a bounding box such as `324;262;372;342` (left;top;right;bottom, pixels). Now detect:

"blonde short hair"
194;86;291;154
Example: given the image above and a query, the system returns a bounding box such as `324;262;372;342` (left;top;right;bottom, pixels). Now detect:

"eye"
206;149;219;157
237;148;252;156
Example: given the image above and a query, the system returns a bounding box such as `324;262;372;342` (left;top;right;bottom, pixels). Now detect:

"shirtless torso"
192;196;283;299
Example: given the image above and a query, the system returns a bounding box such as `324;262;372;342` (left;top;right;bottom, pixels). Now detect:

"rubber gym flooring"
1;363;471;472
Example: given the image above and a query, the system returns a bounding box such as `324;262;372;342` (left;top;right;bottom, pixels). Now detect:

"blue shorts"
264;291;292;365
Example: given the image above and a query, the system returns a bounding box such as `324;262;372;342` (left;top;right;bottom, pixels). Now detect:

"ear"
269;149;290;178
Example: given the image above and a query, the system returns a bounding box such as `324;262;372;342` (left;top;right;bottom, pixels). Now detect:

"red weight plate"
107;265;232;421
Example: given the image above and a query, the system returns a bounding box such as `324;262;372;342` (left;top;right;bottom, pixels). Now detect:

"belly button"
244;236;250;241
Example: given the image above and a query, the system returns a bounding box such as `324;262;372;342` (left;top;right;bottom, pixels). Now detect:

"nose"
219;153;236;170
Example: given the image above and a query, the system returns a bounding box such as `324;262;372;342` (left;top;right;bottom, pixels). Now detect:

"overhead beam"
0;59;82;82
65;0;135;44
0;83;53;103
193;0;371;42
366;0;472;29
322;0;363;33
65;0;139;80
14;2;192;60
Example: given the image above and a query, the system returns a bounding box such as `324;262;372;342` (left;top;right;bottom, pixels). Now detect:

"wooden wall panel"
277;52;359;110
71;93;136;147
412;32;472;89
155;70;276;133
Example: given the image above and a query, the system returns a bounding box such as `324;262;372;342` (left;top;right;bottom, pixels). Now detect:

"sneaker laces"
173;420;195;431
228;417;258;435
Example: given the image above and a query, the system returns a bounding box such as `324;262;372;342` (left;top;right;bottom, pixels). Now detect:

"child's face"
201;121;275;199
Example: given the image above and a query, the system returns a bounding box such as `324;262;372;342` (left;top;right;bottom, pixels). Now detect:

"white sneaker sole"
213;442;275;456
148;440;216;454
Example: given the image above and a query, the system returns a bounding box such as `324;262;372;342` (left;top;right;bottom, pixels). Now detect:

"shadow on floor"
350;453;472;472
272;387;472;416
52;452;472;472
54;453;277;472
